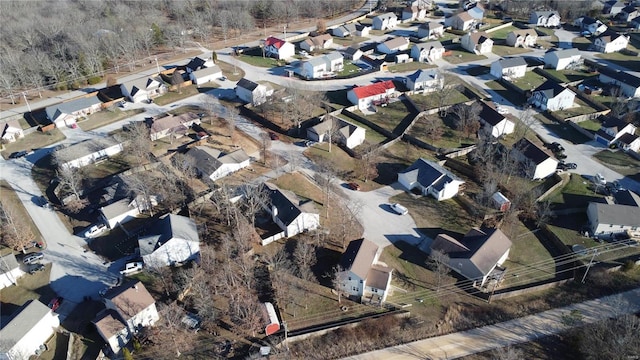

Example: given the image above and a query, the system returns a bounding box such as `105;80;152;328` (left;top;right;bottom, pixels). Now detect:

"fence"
485;22;514;33
490;278;573;300
565;120;596;140
444;144;477;158
567;85;610;112
444;157;476;179
261;231;286;246
536;173;568;201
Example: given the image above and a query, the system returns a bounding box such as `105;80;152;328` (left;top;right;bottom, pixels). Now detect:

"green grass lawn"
272;172;324;205
406;114;473;149
443;49;488;64
388;62;437;73
0;263;56;316
486;80;527;105
153;85;200;106
79;108;144;131
336;61;362;76
546;173;606;207
544;69;598;84
535;114;592;144
237;54;282;68
488;26;518;41
1;129;65;158
408;89;469;110
501;221;556;288
332;36;368;46
577;119;601;131
337;113;388;144
492;45;532;57
216;60;245;81
353;100;411;133
595;52;640;72
553;99;598;119
511;71;548;92
572;36;592;51
546;214;598;248
593;150;640;178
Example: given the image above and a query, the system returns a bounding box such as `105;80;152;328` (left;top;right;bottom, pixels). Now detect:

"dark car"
48;297;63;311
269;132;279;140
347;182;361;191
548;142;564;152
29;263;45;275
555;152;567;160
565;162;577;170
9;150;28;159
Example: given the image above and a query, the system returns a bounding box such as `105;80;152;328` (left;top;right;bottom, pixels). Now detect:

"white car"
84;224;107;238
120;262;144;275
23;252;44;264
390;203;408;215
594;173;606;186
496;106;509;114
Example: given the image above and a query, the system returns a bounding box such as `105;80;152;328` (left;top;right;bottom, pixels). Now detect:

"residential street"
344;287;640;360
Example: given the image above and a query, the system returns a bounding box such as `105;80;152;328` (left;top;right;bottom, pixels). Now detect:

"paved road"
344;287;640;360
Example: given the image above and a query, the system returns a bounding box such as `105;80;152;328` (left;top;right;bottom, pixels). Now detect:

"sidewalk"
343;287;640;360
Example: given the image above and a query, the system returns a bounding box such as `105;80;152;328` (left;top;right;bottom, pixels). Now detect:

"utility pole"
282;321;289;351
581;249;598;283
22;92;32;113
154;56;160;74
283;25;287;40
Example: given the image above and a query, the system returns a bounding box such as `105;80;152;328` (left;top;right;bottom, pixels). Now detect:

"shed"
491;192;511;212
263;302;280;336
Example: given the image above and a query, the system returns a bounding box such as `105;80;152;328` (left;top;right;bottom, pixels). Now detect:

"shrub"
622;260;636;272
87;76;102;85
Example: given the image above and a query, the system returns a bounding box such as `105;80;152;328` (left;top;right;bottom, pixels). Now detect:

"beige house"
505;29;538;47
450;12;475;31
149;112;201;141
338;239;393;303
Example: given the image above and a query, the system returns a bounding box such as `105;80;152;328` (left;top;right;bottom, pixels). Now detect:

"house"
491;192;511;212
614;189;640;207
186;146;250;181
450;12;475;31
300;33;334;53
263;182;320;238
431;228;512;287
593;31;629;53
1;119;24;143
512;138;558;179
137;214;200;267
0;300;60;360
376;37;410;54
402;6;426;22
347;80;396;111
343;46;363;61
478;101;515;138
94;281;159;355
461;31;493;54
617;6;639;22
587;202;640;238
631;16;640;29
235;78;271;106
45;94;103;127
307;114;365;149
417;22;444;39
505;29;538;48
544;48;582;70
120;76;165;103
185;56;215;73
100;196;157;229
55;136;124;169
372;12;398;31
149;112;201;141
338;239;393;303
530;80;576;111
529;10;561;27
405;69;444;92
264;36;295;59
617;133;640;152
598;67;640;98
490;57;527;79
299;52;344;79
0;253;23;290
574;16;608;35
354;23;371;37
603;1;625;15
398;158;465;201
410;41;445;62
594;115;638;147
189;65;222;85
332;22;358;37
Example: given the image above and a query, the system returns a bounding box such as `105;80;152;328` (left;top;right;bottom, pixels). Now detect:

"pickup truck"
120;262;143;275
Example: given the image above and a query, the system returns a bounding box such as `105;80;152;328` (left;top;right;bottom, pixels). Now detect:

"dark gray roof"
581;16;598;25
186;57;207;71
399;158;462;188
590;203;640;227
600;115;629;131
534;80;572;99
479;102;505;126
138;214;199;256
599;67;640;88
55;136;122;163
344;46;362;56
45;95;102;121
0;253;19;273
497;57;527;69
419;22;443;31
614;190;640;207
617;132;639;146
192;65;222;77
532;10;559;18
513;138;551;165
264;183;317;226
0;300;53;348
548;48;581;59
236;78;259;91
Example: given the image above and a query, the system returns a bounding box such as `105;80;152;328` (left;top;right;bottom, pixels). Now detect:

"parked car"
84;224;107;238
48;297;63;311
565;162;577;170
23;252;44;264
219;76;227;81
28;263;46;275
496;106;509;114
120;262;144;275
15;240;44;252
594;173;606;186
9;150;29;159
347;182;361;191
555;152;567;160
269;132;279;141
548;142;564;152
390;203;408;215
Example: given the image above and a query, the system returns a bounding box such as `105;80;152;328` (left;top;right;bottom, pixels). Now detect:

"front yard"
492;45;532;57
79;108;144;131
1;129;65;158
387;62;436;73
0;180;44;245
593;150;640;180
443;49;488;64
153;85;201;106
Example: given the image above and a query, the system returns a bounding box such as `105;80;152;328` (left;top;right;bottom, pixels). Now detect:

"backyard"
553;98;598;120
486;80;527;106
406;114;475;150
387;62;436;73
546;173;606;208
535;114;592;144
492;45;532;57
511;71;548;92
544;68;598;84
79;108;144;131
500;221;556;288
443;49;488;64
487;26;518;41
352;100;412;134
408;88;470;110
336;112;388;145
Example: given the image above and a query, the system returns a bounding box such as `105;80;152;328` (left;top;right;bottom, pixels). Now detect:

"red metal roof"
265;36;286;49
351;80;395;99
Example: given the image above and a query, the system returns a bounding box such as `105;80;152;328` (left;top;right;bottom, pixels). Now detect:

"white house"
402;6;426;22
307;114;366;149
338;239;393;303
598;68;640;98
138;214;200;267
587;202;640;239
410;41;445;62
618;5;640;22
347;80;396;111
461;31;493;54
299;52;344;79
189;65;222;85
187;146;250;181
1;120;24;143
45;94;103;127
94;281;159;355
594;115;638;147
604;1;625;15
618;133;640;152
55;136;124;169
100;195;158;229
332;23;357;37
398;158;465;201
264;36;295;59
544;48;582;70
450;12;475;31
529;10;561;27
185;56;215;73
0;253;23;290
376;37;410;54
149;112;201;141
235;78;271;106
593;31;629;53
405;69;444;92
512;138;558;179
530;80;576;111
120;76;165;103
372;12;398;31
263;183;320;238
431;228;512;288
300;33;334;53
490;57;527;79
0;300;60;360
355;23;371;37
478;102;515;138
467;3;485;20
343;46;363;61
575;16;608;35
505;29;538;48
417;22;444;39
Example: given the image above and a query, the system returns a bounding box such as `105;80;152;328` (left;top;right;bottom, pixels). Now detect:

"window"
348;277;351;281
360;280;363;283
352;287;357;291
371;288;378;293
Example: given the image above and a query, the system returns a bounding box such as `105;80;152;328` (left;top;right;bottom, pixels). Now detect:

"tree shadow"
375;162;406;185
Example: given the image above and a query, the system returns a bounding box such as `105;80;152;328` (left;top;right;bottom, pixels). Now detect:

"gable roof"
413;41;444;52
104;280;156;319
123;76;163;94
547;48;581;59
596;30;628;43
186;57;207;71
532;10;559;18
0;300;54;349
614;189;640;207
46;95;102;120
350;80;395;99
479;102;506;126
187;146;249;176
419;22;443;31
310;114;362;138
55;136;121;163
366;265;392;290
399;158;462;187
340;239;379;279
590;202;640;227
380;37;409;50
265;36;288;49
264;183;317;226
374;12;397;21
454;11;473;22
0;253;19;273
150;112;200;135
236;78;260;91
344;46;362;56
509;29;537;38
467;31;492;45
617;132;639;146
600;115;631;132
138;214;199;256
599;67;640;88
192;65;222;77
93;309;126;340
407;68;440;83
306;33;333;47
496;57;527;69
513;138;552;165
621;5;638;13
534;80;574;99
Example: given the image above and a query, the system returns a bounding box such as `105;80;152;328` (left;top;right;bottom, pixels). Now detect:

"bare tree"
330;265;347;303
260;132;272;166
419;114;444;141
210;183;239;227
225;106;239;140
294;239;317;282
452;102;482;140
124;172;156;216
0;202;35;253
492;346;523;360
171;70;185;94
578;315;640;360
428;249;451;292
358;144;381;183
241;184;269;227
151;302;197;358
123;121;152;165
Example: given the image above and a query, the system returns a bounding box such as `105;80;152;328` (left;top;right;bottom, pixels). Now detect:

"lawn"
576;119;600;132
153;85;201;106
553;99;597;119
0;263;56;316
443;49;488;64
237;54;283;68
486;80;527;105
546;214;598;248
1;129;65;158
336;113;388;144
492;45;532;57
544;69;598;84
0;180;44;245
572;36;592;51
304;142;358;180
332;36;368;46
593;149;640;178
387;62;437;73
546;173;606;207
511;71;548;92
408;89;469;110
487;26;518;41
79;108;144;131
272;172;324;205
406;114;471;150
353;100;411;134
82;154;134;179
216;60;245;82
535;114;592;144
501;221;556;288
336;61;362;76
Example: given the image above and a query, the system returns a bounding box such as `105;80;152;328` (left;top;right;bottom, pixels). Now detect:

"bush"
622;260;636;272
87;76;102;85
